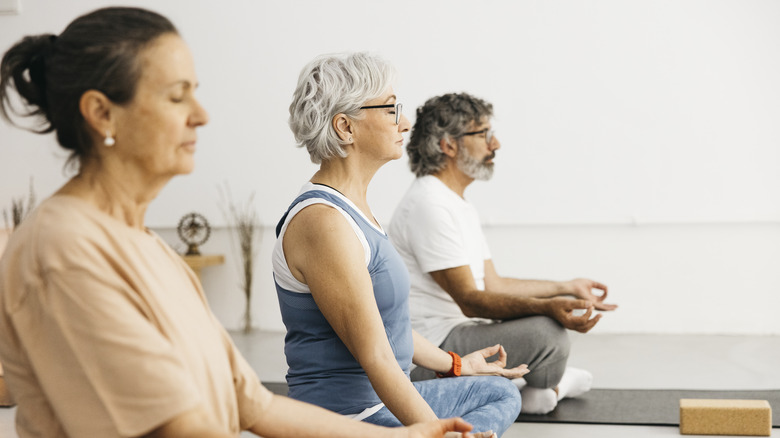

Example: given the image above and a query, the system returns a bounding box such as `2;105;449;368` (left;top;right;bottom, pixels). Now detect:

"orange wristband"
436;351;461;378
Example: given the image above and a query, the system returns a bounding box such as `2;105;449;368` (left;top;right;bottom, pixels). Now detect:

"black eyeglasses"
359;103;403;125
459;128;495;144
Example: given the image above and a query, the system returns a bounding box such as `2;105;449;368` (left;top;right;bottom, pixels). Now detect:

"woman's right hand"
443;432;497;438
401;417;497;438
402;417;474;438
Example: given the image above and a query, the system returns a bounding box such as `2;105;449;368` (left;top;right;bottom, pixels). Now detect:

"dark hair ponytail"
0;34;57;132
0;7;177;166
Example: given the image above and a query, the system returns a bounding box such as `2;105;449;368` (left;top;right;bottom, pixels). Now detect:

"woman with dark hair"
0;8;477;438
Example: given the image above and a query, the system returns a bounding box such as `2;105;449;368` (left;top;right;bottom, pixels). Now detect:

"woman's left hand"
460;344;530;379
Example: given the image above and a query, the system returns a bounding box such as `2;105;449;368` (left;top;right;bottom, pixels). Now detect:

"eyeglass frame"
458;128;495;144
359;103;403;125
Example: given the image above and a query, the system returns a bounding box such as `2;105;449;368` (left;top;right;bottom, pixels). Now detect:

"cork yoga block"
680;398;772;436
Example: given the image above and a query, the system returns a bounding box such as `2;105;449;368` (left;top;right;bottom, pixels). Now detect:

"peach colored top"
0;196;271;437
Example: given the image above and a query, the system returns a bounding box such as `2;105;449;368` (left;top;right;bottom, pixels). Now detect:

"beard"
456;147;495;180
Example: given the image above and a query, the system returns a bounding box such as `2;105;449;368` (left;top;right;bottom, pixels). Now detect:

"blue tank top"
274;190;414;415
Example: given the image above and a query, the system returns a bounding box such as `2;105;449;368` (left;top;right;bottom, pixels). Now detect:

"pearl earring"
104;130;115;147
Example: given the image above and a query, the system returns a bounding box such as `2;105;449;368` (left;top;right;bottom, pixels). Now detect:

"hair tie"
42;34;57;58
30;34;56;68
28;34;57;103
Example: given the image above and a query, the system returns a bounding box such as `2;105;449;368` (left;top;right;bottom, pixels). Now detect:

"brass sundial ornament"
177;212;211;256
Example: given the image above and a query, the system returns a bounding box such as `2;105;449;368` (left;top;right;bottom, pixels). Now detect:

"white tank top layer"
272;182;387;294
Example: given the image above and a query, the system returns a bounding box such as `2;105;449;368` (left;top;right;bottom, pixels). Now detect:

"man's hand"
563;278;617;311
460;344;530;379
545;297;601;333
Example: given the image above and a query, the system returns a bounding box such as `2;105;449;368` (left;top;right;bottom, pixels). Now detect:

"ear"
79;89;115;139
439;137;458;158
332;113;354;143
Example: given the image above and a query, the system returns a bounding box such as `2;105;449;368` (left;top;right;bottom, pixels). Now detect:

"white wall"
151;222;780;335
2;0;780;334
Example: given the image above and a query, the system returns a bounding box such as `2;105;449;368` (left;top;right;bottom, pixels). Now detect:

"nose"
398;113;411;133
489;134;500;151
190;97;210;127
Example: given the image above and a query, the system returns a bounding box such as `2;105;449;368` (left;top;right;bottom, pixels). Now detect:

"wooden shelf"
182;254;225;281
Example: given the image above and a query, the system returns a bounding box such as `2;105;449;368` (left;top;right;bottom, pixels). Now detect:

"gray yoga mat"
516;388;780;427
262;382;779;428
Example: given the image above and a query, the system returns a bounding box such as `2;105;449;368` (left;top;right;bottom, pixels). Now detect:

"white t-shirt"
388;176;492;347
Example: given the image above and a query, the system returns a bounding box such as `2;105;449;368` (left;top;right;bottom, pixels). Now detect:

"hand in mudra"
461;344;529;379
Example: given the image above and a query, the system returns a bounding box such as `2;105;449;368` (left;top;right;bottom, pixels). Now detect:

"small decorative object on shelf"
177;212;211;256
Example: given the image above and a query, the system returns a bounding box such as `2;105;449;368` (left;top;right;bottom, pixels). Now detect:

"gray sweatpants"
410;316;570;389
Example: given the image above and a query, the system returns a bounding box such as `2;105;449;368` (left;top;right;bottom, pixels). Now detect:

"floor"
2;332;779;437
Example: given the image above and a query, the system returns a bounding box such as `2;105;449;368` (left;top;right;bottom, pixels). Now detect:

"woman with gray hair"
273;52;528;438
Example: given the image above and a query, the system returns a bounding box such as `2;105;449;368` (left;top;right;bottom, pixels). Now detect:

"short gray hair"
288;52;397;164
407;92;493;177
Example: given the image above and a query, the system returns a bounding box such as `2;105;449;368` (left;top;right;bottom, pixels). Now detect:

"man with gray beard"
388;92;617;415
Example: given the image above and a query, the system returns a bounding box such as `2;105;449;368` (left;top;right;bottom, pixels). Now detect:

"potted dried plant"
220;184;260;334
0;178;34;407
2;178;36;233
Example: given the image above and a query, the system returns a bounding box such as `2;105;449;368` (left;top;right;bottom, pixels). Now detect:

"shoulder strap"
274;190;364;237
